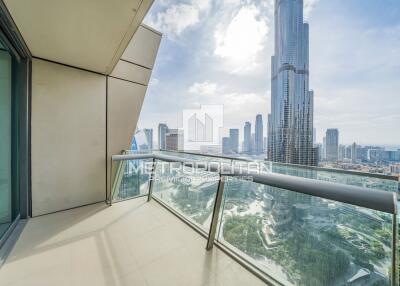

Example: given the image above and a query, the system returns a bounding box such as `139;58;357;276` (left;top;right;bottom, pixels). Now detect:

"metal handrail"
111;153;397;214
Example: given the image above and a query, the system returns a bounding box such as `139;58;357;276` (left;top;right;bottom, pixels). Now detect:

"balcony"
0;151;398;286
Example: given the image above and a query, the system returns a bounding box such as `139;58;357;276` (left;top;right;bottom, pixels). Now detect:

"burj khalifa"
268;0;315;166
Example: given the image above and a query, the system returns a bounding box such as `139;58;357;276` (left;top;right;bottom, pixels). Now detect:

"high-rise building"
325;129;339;162
338;144;345;161
222;137;231;154
351;142;357;163
315;143;323;162
267;114;273;159
313;128;317;145
165;129;183;151
254;114;263;154
269;0;314;165
322;136;326;160
229;129;239;153
158;123;168;150
263;137;267;153
311;145;320;166
345;145;352;159
143;128;153;150
243;122;251;153
251;133;255;153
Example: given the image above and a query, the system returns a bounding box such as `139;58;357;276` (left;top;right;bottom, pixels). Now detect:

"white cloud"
146;0;211;38
221;92;267;131
149;78;159;85
194;0;211;11
303;0;319;20
222;0;241;7
223;92;264;108
188;81;218;95
214;5;269;74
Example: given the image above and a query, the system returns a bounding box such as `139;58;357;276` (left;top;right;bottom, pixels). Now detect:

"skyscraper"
254;114;263;154
338;144;345;161
158;123;168;150
165;129;183;151
351;142;357;163
143;128;153;150
325;129;339;162
243;122;251;153
267;114;273;159
222;137;231;154
269;0;314;165
229;129;239;153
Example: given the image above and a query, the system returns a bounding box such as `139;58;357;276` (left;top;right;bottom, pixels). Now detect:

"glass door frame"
0;2;31;249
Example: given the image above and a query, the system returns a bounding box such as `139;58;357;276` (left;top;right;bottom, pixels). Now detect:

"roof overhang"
3;0;154;74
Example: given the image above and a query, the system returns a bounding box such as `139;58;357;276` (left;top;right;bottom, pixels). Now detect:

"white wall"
121;25;162;69
30;25;161;216
31;59;106;216
107;78;147;194
107;25;161;192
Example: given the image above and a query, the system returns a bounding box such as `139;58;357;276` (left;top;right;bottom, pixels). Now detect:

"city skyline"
137;0;400;146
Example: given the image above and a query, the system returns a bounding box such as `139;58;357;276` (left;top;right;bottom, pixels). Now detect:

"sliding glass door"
0;27;29;246
0;42;13;239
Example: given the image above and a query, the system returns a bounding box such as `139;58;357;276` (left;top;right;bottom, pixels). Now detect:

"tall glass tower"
268;0;314;165
255;114;263;154
243;121;251;153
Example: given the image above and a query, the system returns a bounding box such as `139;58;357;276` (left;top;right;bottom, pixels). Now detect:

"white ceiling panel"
4;0;154;74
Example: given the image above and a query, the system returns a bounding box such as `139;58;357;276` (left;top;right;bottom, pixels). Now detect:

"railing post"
147;158;156;202
391;193;398;286
108;160;113;206
206;175;225;250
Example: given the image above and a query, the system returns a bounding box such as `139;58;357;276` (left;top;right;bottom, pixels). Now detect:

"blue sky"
138;0;400;146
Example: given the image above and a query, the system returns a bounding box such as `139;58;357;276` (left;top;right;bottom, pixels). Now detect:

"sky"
137;0;400;147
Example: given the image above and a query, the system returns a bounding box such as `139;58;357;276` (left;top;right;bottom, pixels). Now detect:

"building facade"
222;137;231;154
326;129;339;162
229;128;239;153
243;121;251;153
143;128;153;150
165;128;183;151
269;0;314;165
158;123;168;150
255;114;263;154
351;142;357;163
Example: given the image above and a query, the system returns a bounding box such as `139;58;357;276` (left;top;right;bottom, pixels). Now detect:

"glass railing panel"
112;159;152;202
153;150;399;193
151;160;219;233
216;178;394;286
264;161;399;193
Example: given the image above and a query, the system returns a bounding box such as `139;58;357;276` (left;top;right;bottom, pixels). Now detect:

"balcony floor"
0;197;266;286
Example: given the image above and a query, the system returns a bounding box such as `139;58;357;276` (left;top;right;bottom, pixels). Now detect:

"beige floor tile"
0;197;266;286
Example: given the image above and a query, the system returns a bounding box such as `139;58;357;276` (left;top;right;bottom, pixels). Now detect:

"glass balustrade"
111;158;153;202
151;160;219;233
111;151;399;286
217;178;394;286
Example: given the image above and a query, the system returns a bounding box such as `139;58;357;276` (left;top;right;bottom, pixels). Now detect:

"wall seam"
32;56;106;76
108;75;147;87
106;76;108;202
119;58;151;70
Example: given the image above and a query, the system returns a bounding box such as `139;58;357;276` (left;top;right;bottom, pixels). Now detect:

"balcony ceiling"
4;0;153;74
